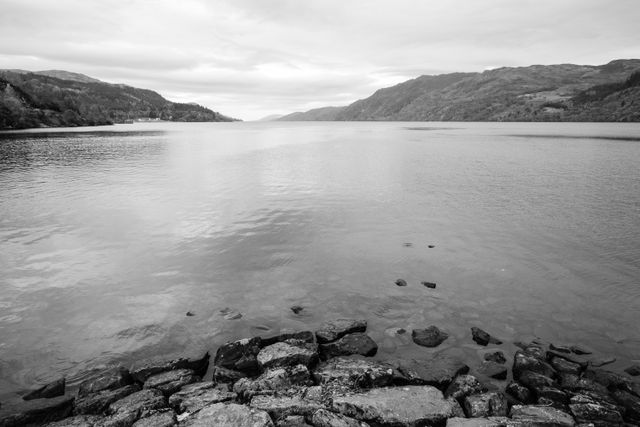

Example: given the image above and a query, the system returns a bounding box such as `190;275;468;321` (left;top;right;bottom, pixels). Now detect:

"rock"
513;350;556;380
309;408;369;427
570;345;592;355
517;370;556;391
261;331;315;347
551;357;582;375
43;414;105;426
589;356;616;368
315;319;367;344
483;351;506;365
132;408;177;427
506;381;533;404
477;361;507;380
569;394;624;426
78;368;134;397
445;417;513;426
312;357;398;390
22;377;66;401
214;337;262;375
107;388;166;423
0;395;74;426
143;369;199;397
538;387;569;406
234;365;312;400
411;326;449;348
180;402;273;426
624;365;640;376
318;333;377;359
211;366;247;385
611;389;640;422
463;392;508;417
421;281;437;289
389;354;470;388
186;311;194;317
395;279;407;287
290;306;304;314
275;415;312;426
558;373;609;395
131;352;210;383
331;385;459;426
583;367;638;395
445;375;485;401
470;327;502;346
168;382;235;414
250;395;324;419
428;245;435;248
510;405;576;426
257;341;318;370
75;385;140;415
550;344;572;354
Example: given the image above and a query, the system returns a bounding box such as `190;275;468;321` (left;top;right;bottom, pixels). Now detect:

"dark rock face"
558;373;609;395
395;279;408;286
318;333;378;359
78;367;134;397
570;345;592;355
0;395;74;426
169;382;236;414
512;350;556;380
550;357;582;375
470;327;502;346
517;370;556;391
315;319;367;344
74;384;140;415
412;326;449;347
43;414;104;426
422;281;437;289
389;354;470;388
510;404;576;426
179;402;273;426
477;361;508;380
611;389;640;422
569;394;624;426
143;369;199;397
214;337;262;375
130;352;209;383
445;375;485;401
624;364;640;376
506;381;533;404
463;392;508;417
234;365;313;400
312;357;398;390
310;408;368;427
212;366;247;385
22;377;65;401
483;351;506;364
257;341;319;370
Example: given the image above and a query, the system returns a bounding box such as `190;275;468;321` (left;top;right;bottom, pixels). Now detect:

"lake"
0;121;639;396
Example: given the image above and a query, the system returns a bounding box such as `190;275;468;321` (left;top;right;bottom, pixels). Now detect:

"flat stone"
624;365;640;376
260;331;315;347
75;385;140;415
570;345;592;355
168;382;235;413
510;405;576;426
315;319;367;344
309;408;368;427
131;408;176;427
257;341;318;370
445;417;514;426
250;395;324;419
180;402;273;426
471;327;502;346
445;375;484;401
312;357;398;390
234;365;313;400
108;388;166;419
214;337;263;375
389;354;470;388
331;385;459;426
477;361;507;380
0;395;74;426
483;351;506;365
549;344;572;354
412;326;449;348
589;356;616;368
22;378;65;401
143;369;199;397
318;333;377;359
550;357;582;375
513;350;556;380
131;352;209;383
463;392;508;417
422;281;437;289
505;381;533;404
211;366;247;385
78;367;134;397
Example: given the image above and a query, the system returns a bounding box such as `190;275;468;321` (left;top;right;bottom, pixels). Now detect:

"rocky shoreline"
0;319;639;426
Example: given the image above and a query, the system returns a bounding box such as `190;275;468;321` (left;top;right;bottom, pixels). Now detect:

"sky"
1;0;640;120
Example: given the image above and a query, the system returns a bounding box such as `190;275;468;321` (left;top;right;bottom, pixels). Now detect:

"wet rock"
558;373;609;395
477;361;507;380
214;337;262;375
186;311;194;317
506;381;533;404
23;377;66;401
315;319;367;344
445;417;513;426
510;405;576;426
179;402;273;426
132;408;177;427
257;341;319;370
261;331;315;347
107;388;166;424
395;279;408;287
421;281;437;289
445;375;485;401
517;370;556;392
569;394;624;426
463;392;508;417
290;306;304;315
611;389;640;422
428;245;435;248
570;345;592;355
551;357;583;375
582;367;636;394
589;356;616;368
309;408;369;427
276;415;312;426
624;365;640;376
143;369;199;397
78;367;134;397
331;385;459;426
234;365;313;400
211;366;247;385
0;395;74;426
43;414;105;426
131;352;209;383
537;387;569;406
168;382;236;414
318;333;377;359
513;350;556;380
250;395;324;419
550;344;572;354
75;385;140;415
411;326;449;348
312;357;398;390
470;327;502;346
483;351;506;365
389;354;470;388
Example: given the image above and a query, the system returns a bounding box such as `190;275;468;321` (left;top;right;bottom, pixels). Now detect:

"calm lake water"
0;121;639;396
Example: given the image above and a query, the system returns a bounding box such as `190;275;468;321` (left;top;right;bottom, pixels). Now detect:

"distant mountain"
279;59;640;122
256;114;285;121
0;70;238;130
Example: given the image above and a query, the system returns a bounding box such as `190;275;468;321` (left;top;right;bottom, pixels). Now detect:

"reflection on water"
1;121;639;396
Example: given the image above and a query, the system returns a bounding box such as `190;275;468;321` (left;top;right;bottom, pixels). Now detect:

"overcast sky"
1;0;640;120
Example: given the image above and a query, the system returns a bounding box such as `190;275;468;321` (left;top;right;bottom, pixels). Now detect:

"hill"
278;59;640;122
0;70;238;130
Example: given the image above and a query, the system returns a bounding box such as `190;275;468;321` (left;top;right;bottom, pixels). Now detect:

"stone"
411;326;449;348
143;369;199;397
212;366;247;385
551;357;582;375
463;392;508;417
513;350;556;380
422;281;437;289
445;417;514;426
22;377;66;401
583;367;636;394
250;395;324;419
168;382;235;413
624;365;640;376
549;344;572;354
309;408;369;427
214;337;263;375
558;373;609;395
180;402;273;426
312;357;398;390
75;385;140;415
389;354;470;388
257;341;318;370
483;351;506;364
276;415;312;426
318;333;377;359
261;331;315;347
510;405;576;426
234;365;313;400
506;381;533;404
315;319;367;344
537;387;568;406
290;306;304;314
132;409;177;427
130;352;209;383
331;385;459;426
589;356;616;368
471;327;502;346
43;414;105;426
477;361;507;380
517;370;556;391
570;345;592;355
611;389;640;422
395;279;408;286
569;397;624;426
445;375;485;401
78;368;134;397
0;395;74;426
107;388;166;424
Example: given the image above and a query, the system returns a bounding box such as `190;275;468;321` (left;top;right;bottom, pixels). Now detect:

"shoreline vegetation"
1;318;639;426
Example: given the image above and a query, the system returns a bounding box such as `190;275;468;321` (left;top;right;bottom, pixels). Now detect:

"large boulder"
319;333;377;359
257;341;318;370
445;417;513;426
130;352;209;383
550;357;582;375
315;319;367;344
211;366;247;385
388;354;469;388
179;402;273;426
22;378;66;401
412;326;449;348
0;395;74;426
214;337;262;375
78;367;134;397
143;369;199;397
168;382;236;414
75;385;140;415
505;381;533;404
234;365;313;400
611;389;640;423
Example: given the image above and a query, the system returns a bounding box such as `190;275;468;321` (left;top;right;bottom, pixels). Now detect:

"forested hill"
278;59;640;122
0;70;238;130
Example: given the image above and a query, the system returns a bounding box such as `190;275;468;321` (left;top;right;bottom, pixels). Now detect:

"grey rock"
477;361;507;380
471;327;502;346
318;333;377;359
483;351;506;365
107;389;166;423
180;402;273;426
550;344;572;354
214;337;263;375
583;368;637;394
261;331;315;347
0;395;74;426
611;389;640;422
309;408;369;427
510;405;576;426
143;369;199;397
257;341;319;370
537;387;568;405
131;409;176;427
395;279;408;287
312;357;398;390
130;352;209;383
513;350;556;380
331;385;459;426
518;370;556;391
75;385;140;415
22;378;66;401
422;281;437;289
212;366;247;385
445;417;515;426
315;319;367;344
506;381;533;404
79;368;134;397
250;395;324;419
389;354;469;388
168;382;235;413
234;365;312;400
43;415;104;426
411;326;449;348
624;365;640;376
445;375;485;401
558;373;609;395
570;345;592;355
551;357;583;375
569;395;624;426
276;415;312;427
463;392;508;417
588;356;616;368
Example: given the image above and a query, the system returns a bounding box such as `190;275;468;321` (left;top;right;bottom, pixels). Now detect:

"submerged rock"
477;361;507;380
0;395;74;426
570;345;592;355
412;326;449;348
624;364;640;376
315;319;367;344
395;279;408;287
179;402;273;426
421;281;437;289
318;333;378;359
471;327;502;346
483;351;506;365
22;377;66;401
